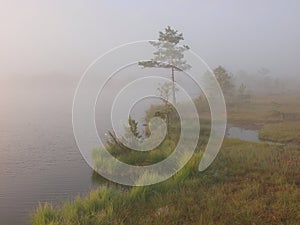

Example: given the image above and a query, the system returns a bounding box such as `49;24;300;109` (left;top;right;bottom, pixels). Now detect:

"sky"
1;0;300;82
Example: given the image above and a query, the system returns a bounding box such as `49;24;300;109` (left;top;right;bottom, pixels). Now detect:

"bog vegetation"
32;89;300;224
32;27;299;225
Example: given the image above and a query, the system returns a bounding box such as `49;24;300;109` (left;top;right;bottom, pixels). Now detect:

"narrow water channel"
226;126;294;146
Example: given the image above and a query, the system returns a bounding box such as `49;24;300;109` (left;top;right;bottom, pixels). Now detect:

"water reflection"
226;126;260;142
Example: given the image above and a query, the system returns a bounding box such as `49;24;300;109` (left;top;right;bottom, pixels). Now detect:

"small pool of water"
226;126;292;146
226;127;261;142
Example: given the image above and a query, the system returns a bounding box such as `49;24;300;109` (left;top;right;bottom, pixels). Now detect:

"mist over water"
0;79;92;224
1;1;300;223
0;61;299;223
0;74;171;224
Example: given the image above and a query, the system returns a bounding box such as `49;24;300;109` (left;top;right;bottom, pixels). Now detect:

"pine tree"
213;66;234;97
139;26;191;104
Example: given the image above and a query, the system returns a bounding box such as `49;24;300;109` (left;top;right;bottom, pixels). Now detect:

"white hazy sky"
1;0;300;80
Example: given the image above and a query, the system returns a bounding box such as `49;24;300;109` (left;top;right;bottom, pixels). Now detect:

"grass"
32;139;300;225
259;121;300;143
227;93;300;127
32;93;300;224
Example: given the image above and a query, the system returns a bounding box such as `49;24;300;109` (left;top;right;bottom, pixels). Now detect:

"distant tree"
258;67;270;76
139;26;191;104
238;83;248;100
157;82;175;128
258;67;272;91
213;66;234;97
157;81;178;106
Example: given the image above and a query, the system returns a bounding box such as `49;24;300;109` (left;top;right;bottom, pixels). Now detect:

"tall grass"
32;138;300;225
259;121;300;143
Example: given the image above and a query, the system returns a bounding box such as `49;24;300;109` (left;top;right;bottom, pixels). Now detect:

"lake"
0;80;161;225
0;85;102;224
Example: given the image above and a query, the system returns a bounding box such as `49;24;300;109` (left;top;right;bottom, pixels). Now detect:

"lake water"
0;86;102;224
0;80;161;225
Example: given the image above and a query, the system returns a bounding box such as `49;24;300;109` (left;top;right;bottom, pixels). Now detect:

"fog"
0;0;299;127
1;0;300;85
0;0;299;128
1;2;300;223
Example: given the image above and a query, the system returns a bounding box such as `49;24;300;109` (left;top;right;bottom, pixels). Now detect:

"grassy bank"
259;121;300;143
32;139;300;225
227;94;300;127
32;93;300;224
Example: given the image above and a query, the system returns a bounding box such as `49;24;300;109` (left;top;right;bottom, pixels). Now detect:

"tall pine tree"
139;26;191;104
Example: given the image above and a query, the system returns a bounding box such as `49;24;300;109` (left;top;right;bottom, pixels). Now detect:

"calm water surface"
226;126;260;142
226;126;290;145
0;86;103;225
0;83;153;225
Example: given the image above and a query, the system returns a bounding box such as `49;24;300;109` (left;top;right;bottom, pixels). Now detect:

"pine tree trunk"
171;66;176;104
